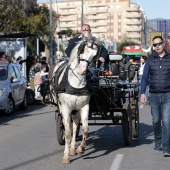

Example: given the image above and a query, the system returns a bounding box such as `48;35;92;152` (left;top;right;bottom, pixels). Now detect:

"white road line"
110;154;124;170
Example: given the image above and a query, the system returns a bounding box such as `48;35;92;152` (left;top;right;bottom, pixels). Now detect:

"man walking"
140;36;170;157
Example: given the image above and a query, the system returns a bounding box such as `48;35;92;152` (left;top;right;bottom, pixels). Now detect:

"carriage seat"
99;54;123;87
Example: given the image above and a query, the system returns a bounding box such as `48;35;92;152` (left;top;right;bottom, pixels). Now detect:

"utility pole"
81;0;84;26
49;0;53;65
56;0;60;53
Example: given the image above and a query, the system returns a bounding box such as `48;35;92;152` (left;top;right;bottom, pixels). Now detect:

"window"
13;66;21;79
0;66;7;80
9;66;16;83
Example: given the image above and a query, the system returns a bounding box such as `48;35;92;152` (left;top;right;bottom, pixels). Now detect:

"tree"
0;0;25;32
57;29;80;54
0;0;59;62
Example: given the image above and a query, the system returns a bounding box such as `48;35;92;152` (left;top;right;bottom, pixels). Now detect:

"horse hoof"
76;146;85;155
70;149;76;156
62;158;70;164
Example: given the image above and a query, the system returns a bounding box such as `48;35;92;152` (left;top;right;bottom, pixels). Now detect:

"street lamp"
81;0;84;25
49;0;53;65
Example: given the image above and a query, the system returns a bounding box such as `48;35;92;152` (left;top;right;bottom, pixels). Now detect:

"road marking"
110;154;124;170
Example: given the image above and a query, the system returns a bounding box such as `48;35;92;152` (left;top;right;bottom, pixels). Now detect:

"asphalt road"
0;103;170;170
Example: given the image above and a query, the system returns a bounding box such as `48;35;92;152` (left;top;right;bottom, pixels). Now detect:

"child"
34;67;43;98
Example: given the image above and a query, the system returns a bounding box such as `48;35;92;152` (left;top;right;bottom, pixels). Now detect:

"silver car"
0;62;27;115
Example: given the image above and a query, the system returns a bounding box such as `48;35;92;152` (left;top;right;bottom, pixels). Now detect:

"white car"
0;62;27;115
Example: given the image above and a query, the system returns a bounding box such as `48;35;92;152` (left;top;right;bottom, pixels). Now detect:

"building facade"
39;0;146;46
157;19;170;40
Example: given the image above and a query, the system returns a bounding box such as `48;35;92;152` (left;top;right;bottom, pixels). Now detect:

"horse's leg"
76;104;89;155
70;112;80;156
62;106;72;164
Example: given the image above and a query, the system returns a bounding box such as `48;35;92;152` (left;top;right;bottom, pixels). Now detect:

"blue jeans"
149;92;170;152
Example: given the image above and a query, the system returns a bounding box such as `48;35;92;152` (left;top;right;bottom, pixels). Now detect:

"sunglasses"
153;41;163;47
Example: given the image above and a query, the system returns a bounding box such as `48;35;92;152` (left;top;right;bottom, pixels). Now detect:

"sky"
37;0;170;20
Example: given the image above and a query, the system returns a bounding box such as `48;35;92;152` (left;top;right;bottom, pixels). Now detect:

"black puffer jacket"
142;50;170;93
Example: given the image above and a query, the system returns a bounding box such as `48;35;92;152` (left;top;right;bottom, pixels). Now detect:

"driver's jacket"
65;36;108;59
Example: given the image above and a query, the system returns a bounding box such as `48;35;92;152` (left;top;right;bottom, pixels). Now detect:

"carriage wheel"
55;111;65;145
122;103;132;145
131;99;139;138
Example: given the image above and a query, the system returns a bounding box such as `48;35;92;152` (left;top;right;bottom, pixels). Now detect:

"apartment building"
39;0;146;45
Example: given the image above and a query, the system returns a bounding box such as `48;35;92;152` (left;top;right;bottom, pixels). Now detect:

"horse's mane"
68;36;102;65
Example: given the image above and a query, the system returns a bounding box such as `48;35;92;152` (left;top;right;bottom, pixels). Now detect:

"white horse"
53;34;102;164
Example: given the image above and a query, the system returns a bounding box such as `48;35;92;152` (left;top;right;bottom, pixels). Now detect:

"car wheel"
5;96;15;115
19;92;27;110
26;89;35;105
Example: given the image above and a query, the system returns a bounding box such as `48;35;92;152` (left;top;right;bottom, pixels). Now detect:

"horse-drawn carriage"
40;34;140;164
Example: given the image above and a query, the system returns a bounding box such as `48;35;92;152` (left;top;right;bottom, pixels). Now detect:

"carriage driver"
65;24;108;77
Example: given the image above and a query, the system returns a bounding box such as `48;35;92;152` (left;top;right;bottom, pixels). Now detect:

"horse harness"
53;40;101;96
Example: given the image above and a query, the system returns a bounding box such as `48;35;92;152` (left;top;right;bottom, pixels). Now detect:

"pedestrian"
138;55;148;101
21;52;34;82
34;67;43;98
16;56;23;73
0;51;9;63
65;24;108;77
140;35;170;157
29;60;38;91
48;56;59;106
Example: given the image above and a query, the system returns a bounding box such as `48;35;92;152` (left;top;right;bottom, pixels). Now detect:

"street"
0;103;170;170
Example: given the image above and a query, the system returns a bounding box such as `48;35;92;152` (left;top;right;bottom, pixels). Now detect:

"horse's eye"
93;45;98;50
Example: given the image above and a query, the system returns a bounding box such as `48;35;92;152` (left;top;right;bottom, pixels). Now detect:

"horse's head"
70;35;102;76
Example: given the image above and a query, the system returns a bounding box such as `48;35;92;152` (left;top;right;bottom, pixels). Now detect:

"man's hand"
99;57;105;63
140;94;146;104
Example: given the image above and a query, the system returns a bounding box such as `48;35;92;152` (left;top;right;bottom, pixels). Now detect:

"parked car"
0;62;27;115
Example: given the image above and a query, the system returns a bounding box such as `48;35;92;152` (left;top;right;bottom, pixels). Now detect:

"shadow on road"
0;103;50;125
71;122;153;162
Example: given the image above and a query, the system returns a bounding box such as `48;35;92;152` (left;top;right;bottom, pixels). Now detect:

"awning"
0;32;36;38
122;46;143;55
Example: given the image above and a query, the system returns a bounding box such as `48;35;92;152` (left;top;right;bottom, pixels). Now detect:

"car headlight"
0;88;5;96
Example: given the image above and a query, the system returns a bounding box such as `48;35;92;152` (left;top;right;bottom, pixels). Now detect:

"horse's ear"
97;34;105;42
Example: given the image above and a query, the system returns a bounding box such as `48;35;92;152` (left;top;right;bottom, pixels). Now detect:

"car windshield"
0;66;8;81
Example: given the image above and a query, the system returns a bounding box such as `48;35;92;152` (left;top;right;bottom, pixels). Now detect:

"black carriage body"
89;74;140;145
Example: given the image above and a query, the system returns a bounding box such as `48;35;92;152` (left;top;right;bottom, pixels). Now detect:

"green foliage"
0;1;58;44
57;29;80;39
117;41;139;54
0;0;25;32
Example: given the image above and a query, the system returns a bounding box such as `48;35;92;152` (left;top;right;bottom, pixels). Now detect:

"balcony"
60;23;77;28
87;15;107;20
60;17;77;22
126;27;141;32
126;13;142;18
84;9;107;14
127;33;141;38
58;5;78;9
92;28;107;33
59;10;77;15
87;3;107;7
126;20;142;25
88;21;107;27
126;7;139;12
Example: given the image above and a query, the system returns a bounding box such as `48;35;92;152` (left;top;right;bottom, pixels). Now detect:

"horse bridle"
77;39;101;68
